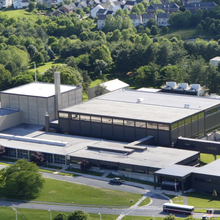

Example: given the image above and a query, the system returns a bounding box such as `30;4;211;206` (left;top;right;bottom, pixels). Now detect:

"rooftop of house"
142;13;157;19
148;3;179;9
157;12;170;18
128;14;141;19
186;1;216;7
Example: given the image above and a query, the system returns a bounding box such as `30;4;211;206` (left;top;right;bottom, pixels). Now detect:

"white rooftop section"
100;79;129;92
137;88;161;92
62;89;220;123
1;82;78;98
210;56;220;61
193;159;220;177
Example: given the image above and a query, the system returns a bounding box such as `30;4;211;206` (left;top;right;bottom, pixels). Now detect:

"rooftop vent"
166;82;176;88
184;104;190;109
190;84;200;91
137;98;144;102
176;83;188;90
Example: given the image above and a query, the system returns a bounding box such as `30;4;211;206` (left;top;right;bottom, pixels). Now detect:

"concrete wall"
0;111;22;131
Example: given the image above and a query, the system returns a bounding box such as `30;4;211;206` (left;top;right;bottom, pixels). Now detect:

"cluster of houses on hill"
0;0;29;9
97;12;169;29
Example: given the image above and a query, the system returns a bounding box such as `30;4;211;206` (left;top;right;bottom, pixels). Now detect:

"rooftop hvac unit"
184;104;190;109
177;83;188;90
137;98;144;102
190;84;200;91
166;82;176;88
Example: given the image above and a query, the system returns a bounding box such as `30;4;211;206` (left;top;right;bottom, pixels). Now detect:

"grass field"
0;207;119;220
29;59;64;74
1;7;40;21
159;27;218;40
139;197;151;206
186;192;220;208
200;153;220;166
31;178;141;206
164;195;184;205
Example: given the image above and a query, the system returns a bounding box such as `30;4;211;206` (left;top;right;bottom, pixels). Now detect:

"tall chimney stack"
54;72;61;119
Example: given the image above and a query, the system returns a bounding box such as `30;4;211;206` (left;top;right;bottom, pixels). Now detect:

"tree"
161;26;169;34
146;18;157;29
94;84;106;97
83;7;90;13
0;145;6;155
29;2;35;11
67;210;88;220
151;25;158;35
33;51;45;64
164;214;176;220
31;152;45;165
0;159;44;199
54;213;68;220
94;59;107;75
5;61;19;76
80;159;91;171
27;45;38;61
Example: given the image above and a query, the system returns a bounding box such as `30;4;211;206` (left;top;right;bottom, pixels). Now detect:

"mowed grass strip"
34;178;140;206
200;153;220;166
186;192;220;208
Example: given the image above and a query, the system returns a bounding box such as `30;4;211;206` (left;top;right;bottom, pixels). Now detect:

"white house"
0;0;12;8
13;0;29;9
128;14;142;27
157;13;170;26
91;4;104;17
210;57;220;66
88;78;129;99
97;14;106;29
142;13;157;26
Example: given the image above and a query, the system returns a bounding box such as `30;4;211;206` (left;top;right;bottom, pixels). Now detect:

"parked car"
109;177;124;184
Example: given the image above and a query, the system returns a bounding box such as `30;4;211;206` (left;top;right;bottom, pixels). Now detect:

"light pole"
98;213;102;220
153;215;155;220
48;210;52;220
12;208;17;220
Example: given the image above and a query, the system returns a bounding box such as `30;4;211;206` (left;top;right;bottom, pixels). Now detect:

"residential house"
157;12;170;26
123;0;135;11
97;8;108;15
128;14;142;27
185;2;216;12
77;0;87;9
181;0;201;6
147;3;179;14
91;4;105;17
91;2;120;17
58;3;77;14
97;14;107;29
52;9;65;16
13;0;29;9
0;0;12;8
142;13;157;26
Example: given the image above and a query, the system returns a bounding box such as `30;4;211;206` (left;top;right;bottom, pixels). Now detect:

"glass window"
80;115;90;121
91;116;101;123
171;123;178;130
208;108;218;115
102;117;112;124
198;112;204;119
185;117;191;124
124;120;134;127
192;115;198;122
158;124;169;131
179;120;185;127
113;119;123;125
135;121;146;128
59;112;68;118
72;114;79;120
147;123;157;129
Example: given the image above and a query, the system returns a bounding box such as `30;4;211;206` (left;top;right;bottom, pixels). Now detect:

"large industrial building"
1;76;220;194
58;89;220;146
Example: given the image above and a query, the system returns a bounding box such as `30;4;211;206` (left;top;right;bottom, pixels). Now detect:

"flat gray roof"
60;89;220;123
1;126;198;170
155;164;199;178
193;159;220;177
1;82;78;98
0;108;19;116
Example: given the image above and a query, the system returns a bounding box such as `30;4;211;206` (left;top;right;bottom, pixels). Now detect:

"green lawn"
186;192;220;208
200;153;220;166
29;59;64;74
0;207;118;220
1;7;40;21
33;178;140;206
164;195;184;205
139;197;151;206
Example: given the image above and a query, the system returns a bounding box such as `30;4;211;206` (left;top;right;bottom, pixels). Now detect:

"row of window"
59;113;170;130
171;112;205;130
206;106;220;116
195;177;220;184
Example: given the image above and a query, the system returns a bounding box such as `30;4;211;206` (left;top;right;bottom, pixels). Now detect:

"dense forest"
1;6;220;95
